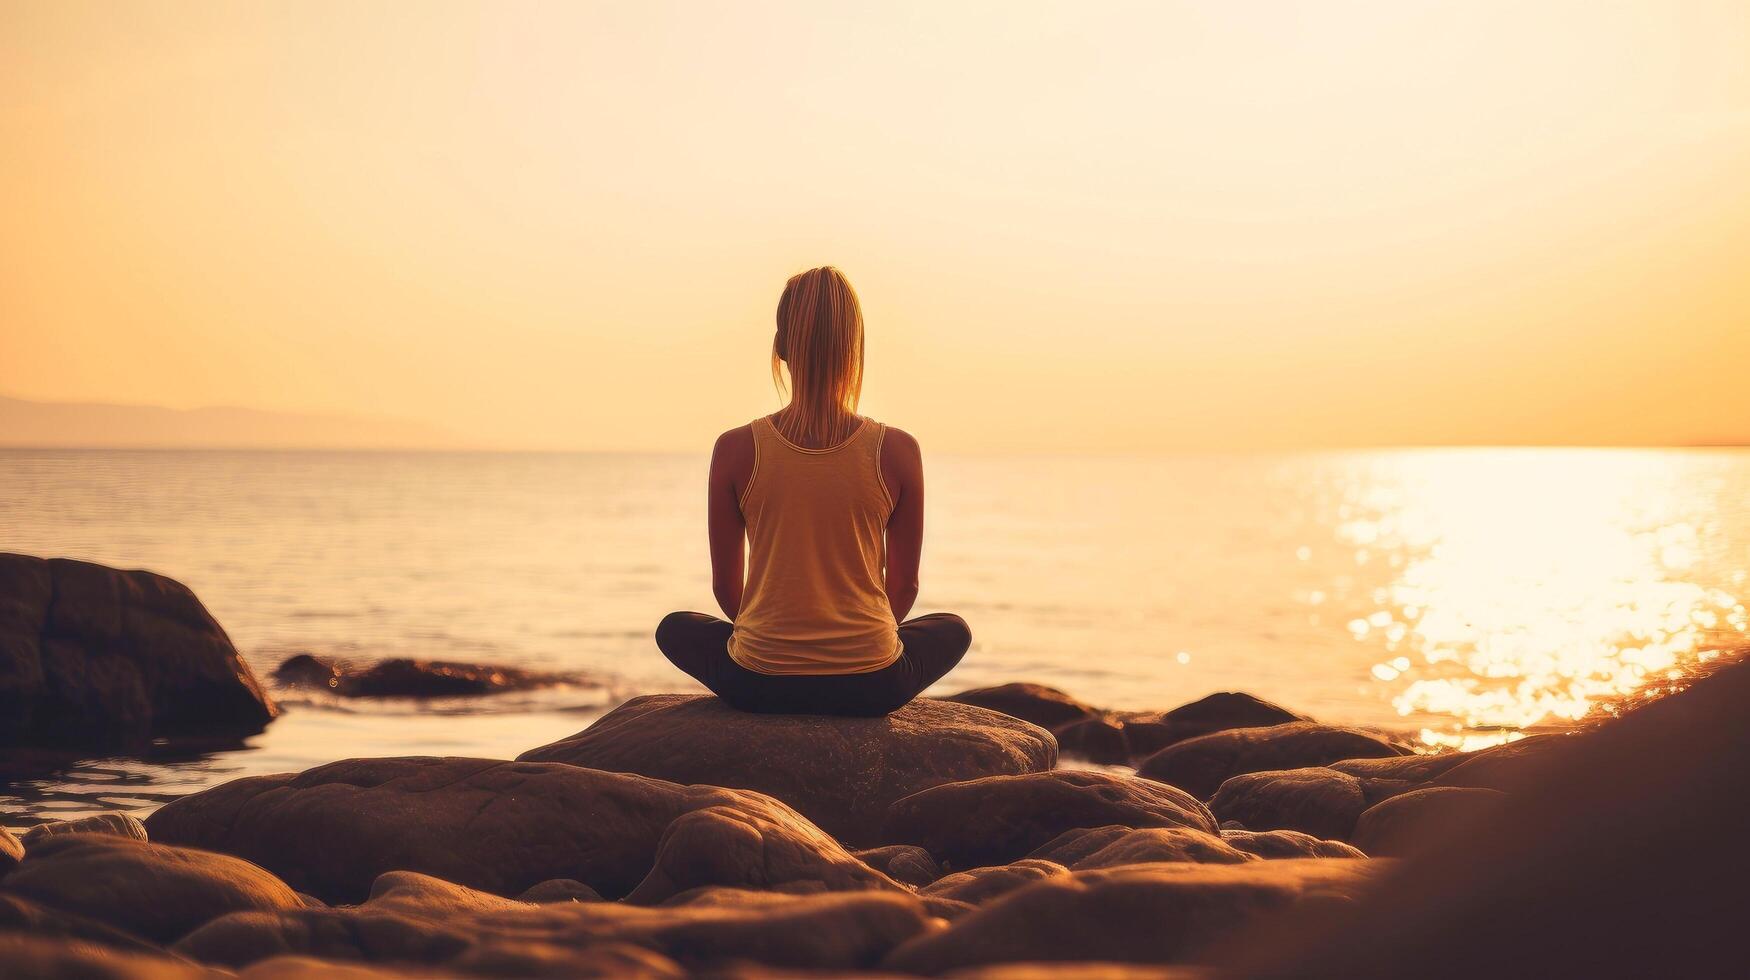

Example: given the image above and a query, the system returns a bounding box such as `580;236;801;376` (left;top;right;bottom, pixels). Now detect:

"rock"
1054;715;1134;763
1208;768;1370;840
0;554;276;747
882;771;1217;871
1032;827;1256;870
176;890;935;973
921;859;1070;905
273;653;577;698
517;695;1056;846
1326;751;1470;783
624;802;905;904
363;870;527;916
517;878;603;904
942;683;1102;729
20;812;150;846
1206;651;1750;979
1137;722;1407;799
0;826;20;880
239;955;425;979
1219;829;1365;860
147;756;896;905
1431;734;1572;791
1;833;302;944
947;965;1210;979
1350;786;1508;857
0;933;219;979
1055;693;1307;765
882;858;1384;973
0;892;178;956
853;845;943;887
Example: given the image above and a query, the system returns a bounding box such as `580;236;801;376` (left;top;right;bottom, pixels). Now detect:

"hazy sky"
3;1;1746;452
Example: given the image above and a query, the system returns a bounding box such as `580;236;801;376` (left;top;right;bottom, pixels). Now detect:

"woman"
656;266;971;716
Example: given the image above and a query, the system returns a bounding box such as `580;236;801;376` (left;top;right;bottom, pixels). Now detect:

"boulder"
942;683;1101;729
1350;786;1508;857
517;878;603;904
20;812;150;846
0;933;219;979
1326;751;1470;783
0;826;20;880
517;694;1056;846
1055;693;1306;765
1208;768;1370;840
1218;829;1365;860
921;859;1070;905
176;890;935;973
1137;722;1408;798
146;756;895;905
882;858;1385;973
0;554;276;747
1431;734;1572;791
1027;826;1255;870
854;845;943;887
948;965;1210;979
1;833;302;944
624;802;905;904
273;653;578;698
363;870;527;917
0;892;179;956
882;771;1217;871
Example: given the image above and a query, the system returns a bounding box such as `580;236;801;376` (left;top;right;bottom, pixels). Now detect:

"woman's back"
728;415;901;674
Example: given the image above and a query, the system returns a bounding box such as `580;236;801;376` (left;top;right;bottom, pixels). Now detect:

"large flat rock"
145;756;901;905
516;694;1057;847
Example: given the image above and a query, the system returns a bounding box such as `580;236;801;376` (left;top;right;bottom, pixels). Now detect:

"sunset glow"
4;1;1747;452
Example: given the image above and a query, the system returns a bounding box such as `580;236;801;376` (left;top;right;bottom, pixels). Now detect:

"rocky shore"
1;553;1742;977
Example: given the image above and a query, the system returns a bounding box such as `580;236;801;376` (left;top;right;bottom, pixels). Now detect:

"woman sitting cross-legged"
655;265;970;716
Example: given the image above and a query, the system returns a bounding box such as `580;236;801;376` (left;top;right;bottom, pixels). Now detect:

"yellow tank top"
727;415;903;675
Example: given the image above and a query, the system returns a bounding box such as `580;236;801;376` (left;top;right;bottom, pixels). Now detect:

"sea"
3;447;1747;828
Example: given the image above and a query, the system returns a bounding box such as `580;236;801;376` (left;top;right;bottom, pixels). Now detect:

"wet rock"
882;858;1384;973
0;892;177;956
517;878;603;904
947;965;1210;979
1327;751;1470;783
853;845;943;887
239;956;423;979
1208;768;1370;841
1219;829;1366;860
1;833;302;944
1351;786;1509;857
0;554;276;748
517;694;1056;846
624;802;905;904
176;890;935;973
147;756;896;905
0;826;20;880
1030;826;1256;870
0;933;219;979
20;812;150;846
363;870;527;916
882;770;1217;871
1054;715;1135;763
273;653;577;698
1137;722;1408;799
1055;693;1307;765
942;683;1102;729
1431;734;1572;791
921;859;1070;905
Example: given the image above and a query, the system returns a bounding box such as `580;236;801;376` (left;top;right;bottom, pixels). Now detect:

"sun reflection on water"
1330;450;1748;749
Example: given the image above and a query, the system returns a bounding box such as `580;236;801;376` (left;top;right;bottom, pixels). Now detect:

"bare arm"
708;426;753;620
880;427;924;622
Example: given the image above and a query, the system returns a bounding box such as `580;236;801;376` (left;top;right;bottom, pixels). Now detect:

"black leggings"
655;611;972;717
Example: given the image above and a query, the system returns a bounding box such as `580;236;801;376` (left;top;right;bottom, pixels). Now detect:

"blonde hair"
771;266;865;446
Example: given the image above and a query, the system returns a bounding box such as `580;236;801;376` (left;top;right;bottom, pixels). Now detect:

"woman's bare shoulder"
881;424;921;460
713;424;755;457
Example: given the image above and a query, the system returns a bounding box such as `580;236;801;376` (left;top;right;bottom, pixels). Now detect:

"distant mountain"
0;394;462;450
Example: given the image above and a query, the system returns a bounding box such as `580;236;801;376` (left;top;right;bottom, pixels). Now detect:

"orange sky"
3;1;1747;452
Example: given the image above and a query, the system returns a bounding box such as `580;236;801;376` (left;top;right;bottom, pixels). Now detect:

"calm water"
3;448;1747;827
